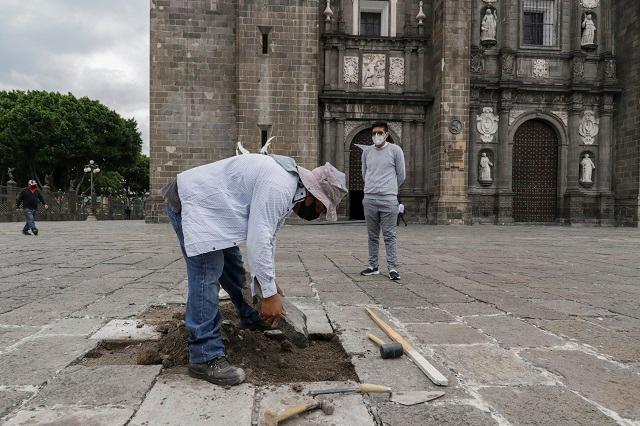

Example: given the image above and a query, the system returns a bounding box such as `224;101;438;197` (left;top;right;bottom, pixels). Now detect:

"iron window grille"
522;0;557;47
360;12;382;36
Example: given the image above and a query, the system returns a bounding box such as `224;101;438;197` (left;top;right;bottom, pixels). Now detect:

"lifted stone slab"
130;374;255;426
90;319;161;341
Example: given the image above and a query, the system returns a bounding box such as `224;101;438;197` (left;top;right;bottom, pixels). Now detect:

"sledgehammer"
368;333;403;359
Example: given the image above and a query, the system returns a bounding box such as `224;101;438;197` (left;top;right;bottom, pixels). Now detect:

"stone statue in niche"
362;54;385;89
579;110;599;145
580;154;596;184
476;107;499;143
480;9;497;47
479;153;494;183
581;13;597;49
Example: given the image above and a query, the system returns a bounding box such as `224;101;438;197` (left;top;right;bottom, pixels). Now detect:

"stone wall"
613;0;640;226
236;0;319;169
148;0;239;222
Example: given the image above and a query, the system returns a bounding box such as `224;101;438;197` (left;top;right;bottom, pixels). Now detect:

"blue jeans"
23;209;36;231
165;203;260;363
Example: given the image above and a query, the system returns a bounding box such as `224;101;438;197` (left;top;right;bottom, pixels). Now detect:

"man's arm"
395;146;406;187
37;191;46;205
361;149;367;181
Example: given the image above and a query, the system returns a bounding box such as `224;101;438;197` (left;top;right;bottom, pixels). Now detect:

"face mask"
296;197;321;221
372;134;385;146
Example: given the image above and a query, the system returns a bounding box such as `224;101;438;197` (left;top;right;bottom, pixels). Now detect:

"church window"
522;0;557;47
353;0;396;37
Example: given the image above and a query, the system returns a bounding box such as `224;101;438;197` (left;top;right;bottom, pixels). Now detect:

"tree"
0;90;143;193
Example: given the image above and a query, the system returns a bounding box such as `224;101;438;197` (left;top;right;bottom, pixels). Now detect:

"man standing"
360;122;406;281
16;179;48;235
397;200;407;227
162;153;347;386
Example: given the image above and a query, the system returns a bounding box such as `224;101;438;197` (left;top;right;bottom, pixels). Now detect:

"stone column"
336;119;345;171
6;180;17;222
496;90;514;223
417;47;425;92
599;94;614;224
404;47;413;91
337;45;345;90
565;92;584;222
323;118;332;164
415;120;425;192
324;46;333;89
402;120;413;189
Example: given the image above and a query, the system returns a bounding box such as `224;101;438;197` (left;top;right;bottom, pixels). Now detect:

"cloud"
0;0;150;154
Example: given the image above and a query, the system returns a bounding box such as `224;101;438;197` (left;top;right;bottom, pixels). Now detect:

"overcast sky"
0;0;150;154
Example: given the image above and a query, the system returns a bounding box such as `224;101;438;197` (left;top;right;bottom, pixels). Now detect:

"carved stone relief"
344;121;360;142
389;58;405;86
471;52;483;74
476;107;499;143
532;59;549;78
579;110;600;145
362;54;386;89
509;110;527;125
501;54;515;74
343;56;359;84
604;59;616;79
388;122;402;140
551;111;569;127
572;57;585;78
580;0;599;9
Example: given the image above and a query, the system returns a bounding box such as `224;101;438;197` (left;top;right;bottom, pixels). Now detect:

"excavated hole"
79;302;357;385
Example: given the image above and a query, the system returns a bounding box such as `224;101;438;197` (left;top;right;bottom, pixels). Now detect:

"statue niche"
480;7;497;47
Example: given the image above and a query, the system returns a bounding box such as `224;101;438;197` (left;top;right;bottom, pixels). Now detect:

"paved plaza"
1;220;639;425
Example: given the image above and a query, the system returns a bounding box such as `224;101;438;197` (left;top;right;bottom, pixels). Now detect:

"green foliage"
0;90;145;194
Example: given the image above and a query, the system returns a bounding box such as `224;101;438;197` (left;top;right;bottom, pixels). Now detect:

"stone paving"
1;220;639;425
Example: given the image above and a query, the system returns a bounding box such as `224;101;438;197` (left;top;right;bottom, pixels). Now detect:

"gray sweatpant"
363;197;398;271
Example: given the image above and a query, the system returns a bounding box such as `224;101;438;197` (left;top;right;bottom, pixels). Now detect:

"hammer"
368;333;403;359
264;400;335;426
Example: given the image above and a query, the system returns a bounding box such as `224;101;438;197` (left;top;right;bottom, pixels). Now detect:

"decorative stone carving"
449;119;463;135
343;121;360;142
572;57;585;78
509;110;527;125
343;56;359;84
604;59;616;79
471;52;483;73
476;107;499;143
389;58;405;86
7;167;15;183
323;0;333;21
479;153;494;183
416;1;426;25
532;59;549;78
480;8;497;47
388;122;402;140
580;154;596;184
580;0;599;9
482;0;497;3
501;54;514;74
362;54;386;89
579;110;600;145
551;111;569;127
581;13;597;49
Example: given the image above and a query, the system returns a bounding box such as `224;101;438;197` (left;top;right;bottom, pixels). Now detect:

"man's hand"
260;293;285;326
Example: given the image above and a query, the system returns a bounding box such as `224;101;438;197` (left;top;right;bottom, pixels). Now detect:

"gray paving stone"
29;364;161;408
436;302;503;317
256;382;374;426
130;374;254;425
530;299;616;317
0;336;96;386
319;289;374;305
0;390;31;418
37;318;105;337
520;349;640;420
478;385;619;426
5;406;135;426
375;401;498;426
465;315;565;348
435;344;551;386
407;323;490;345
389;307;455;323
0;327;39;351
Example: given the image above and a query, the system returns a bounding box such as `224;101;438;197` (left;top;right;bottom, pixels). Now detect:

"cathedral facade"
148;0;640;226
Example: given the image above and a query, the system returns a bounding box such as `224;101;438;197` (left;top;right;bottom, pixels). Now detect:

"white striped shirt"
177;154;299;298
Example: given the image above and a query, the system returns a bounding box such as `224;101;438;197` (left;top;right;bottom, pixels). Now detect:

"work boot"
22;229;30;235
188;356;245;386
32;228;38;236
360;266;379;276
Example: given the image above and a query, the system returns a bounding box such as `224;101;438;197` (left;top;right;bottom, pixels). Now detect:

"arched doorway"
348;129;394;219
512;119;558;222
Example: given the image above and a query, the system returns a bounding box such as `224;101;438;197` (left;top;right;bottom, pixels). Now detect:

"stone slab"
0;390;31;418
389;307;455;323
407;323;490;345
37;318;106;337
90;319;161;341
375;401;498;426
436;302;503;317
479;385;619;426
254;292;308;348
129;374;254;426
5;406;135;426
256;382;373;426
435;344;551;386
465;315;565;348
520;349;640;420
0;327;39;352
28;365;161;408
530;299;615;317
0;336;96;386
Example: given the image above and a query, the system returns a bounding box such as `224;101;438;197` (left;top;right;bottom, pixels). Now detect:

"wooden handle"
358;383;392;393
366;308;413;352
367;333;385;347
272;401;319;424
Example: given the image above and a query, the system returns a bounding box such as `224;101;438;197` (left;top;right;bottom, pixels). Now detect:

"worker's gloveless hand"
260;294;285;326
